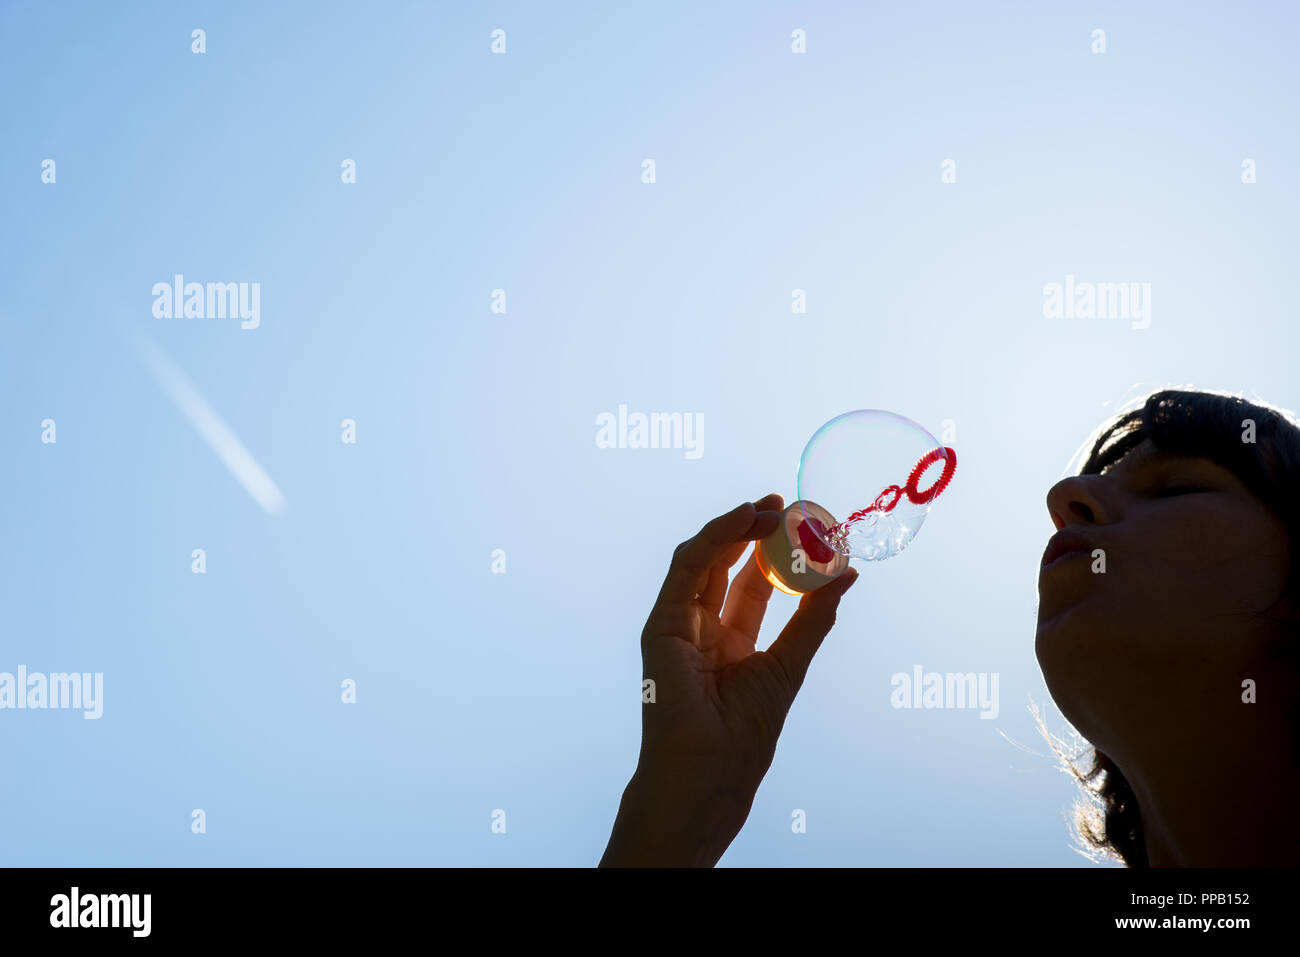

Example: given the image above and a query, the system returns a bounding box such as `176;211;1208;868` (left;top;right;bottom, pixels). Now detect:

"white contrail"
137;338;286;515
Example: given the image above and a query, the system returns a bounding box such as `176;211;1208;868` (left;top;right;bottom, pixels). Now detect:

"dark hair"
1049;388;1300;866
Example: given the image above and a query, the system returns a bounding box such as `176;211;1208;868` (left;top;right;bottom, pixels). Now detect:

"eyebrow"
1100;442;1164;476
1102;444;1232;485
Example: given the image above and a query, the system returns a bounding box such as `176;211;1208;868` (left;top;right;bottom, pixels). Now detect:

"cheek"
1123;504;1289;621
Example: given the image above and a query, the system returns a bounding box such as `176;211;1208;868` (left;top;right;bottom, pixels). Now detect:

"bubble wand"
755;411;957;594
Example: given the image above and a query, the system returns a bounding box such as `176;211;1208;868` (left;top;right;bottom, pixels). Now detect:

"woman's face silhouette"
1035;437;1292;758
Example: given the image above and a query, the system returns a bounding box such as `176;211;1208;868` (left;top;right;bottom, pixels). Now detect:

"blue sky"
1;1;1297;865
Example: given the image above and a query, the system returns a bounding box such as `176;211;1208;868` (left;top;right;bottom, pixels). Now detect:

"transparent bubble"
796;410;955;563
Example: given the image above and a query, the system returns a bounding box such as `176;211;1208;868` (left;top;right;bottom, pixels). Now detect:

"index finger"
655;501;780;606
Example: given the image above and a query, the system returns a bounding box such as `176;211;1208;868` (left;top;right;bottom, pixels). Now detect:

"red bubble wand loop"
811;447;957;557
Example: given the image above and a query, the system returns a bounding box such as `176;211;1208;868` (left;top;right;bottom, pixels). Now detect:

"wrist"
600;761;754;867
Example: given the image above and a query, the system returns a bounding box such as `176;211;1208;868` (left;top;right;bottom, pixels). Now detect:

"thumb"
766;567;859;699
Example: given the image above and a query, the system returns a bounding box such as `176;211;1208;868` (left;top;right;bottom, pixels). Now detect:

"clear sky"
2;1;1297;865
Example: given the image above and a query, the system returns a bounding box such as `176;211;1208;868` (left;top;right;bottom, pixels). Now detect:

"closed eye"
1154;485;1206;497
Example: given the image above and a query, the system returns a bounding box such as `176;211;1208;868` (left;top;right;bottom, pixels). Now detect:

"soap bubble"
795;410;955;563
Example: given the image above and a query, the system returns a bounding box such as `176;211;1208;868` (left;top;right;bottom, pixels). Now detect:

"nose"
1045;475;1114;530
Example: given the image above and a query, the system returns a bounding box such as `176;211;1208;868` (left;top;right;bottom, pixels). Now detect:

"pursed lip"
1040;529;1096;570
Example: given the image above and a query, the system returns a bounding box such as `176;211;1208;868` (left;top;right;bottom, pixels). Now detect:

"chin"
1034;605;1119;744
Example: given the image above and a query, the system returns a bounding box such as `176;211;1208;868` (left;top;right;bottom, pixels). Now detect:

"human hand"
600;493;859;866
